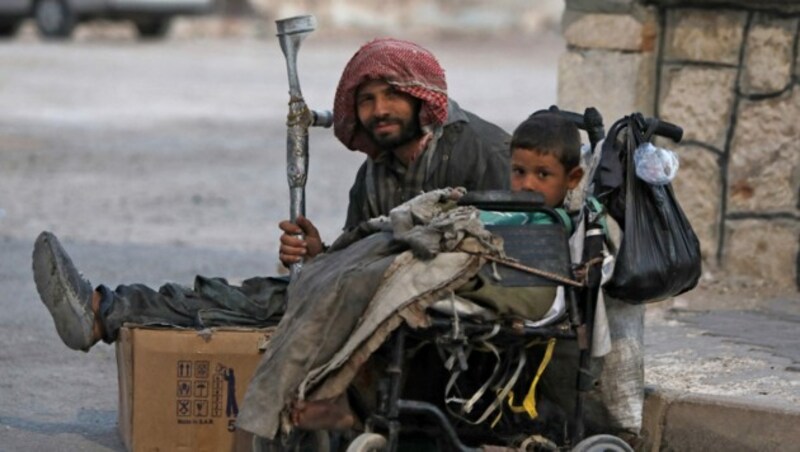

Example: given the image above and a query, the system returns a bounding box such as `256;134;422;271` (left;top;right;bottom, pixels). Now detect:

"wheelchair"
255;107;684;452
339;189;625;452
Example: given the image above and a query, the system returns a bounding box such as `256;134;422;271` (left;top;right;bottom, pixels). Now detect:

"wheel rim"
36;0;65;34
570;434;634;452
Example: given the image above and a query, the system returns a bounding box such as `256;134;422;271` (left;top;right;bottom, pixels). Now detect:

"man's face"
356;80;421;150
511;148;583;208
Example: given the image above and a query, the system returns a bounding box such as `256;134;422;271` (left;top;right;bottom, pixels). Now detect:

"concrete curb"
641;386;800;451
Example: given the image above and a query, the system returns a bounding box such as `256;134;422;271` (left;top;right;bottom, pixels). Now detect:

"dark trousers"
96;275;289;342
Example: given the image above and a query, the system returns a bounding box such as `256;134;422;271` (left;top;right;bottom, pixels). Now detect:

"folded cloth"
237;188;496;439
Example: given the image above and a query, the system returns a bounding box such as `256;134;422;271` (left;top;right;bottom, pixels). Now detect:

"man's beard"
365;115;421;150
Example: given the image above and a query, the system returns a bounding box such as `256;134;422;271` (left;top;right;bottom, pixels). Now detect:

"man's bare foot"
290;395;355;431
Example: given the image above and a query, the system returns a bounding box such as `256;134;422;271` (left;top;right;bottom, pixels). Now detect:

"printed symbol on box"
194;381;209;398
223;367;239;417
178;361;192;378
177;380;192;397
212;375;223;417
213;364;240;418
194;400;209;417
177;400;191;417
195;361;210;379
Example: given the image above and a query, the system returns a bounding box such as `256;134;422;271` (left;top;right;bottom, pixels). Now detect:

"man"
278;37;510;266
33;37;510;353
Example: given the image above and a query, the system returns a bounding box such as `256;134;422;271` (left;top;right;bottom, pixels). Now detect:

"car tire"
34;0;75;39
0;20;21;38
135;17;171;39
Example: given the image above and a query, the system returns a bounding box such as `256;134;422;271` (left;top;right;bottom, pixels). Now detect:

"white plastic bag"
633;142;679;185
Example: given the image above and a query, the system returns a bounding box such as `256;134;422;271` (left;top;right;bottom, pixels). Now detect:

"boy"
459;112;586;323
508;112;584;208
488;112;643;447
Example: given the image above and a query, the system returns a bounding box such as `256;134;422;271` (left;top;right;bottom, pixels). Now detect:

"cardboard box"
115;325;274;452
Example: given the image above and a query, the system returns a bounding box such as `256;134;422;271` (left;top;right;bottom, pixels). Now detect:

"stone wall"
559;0;800;290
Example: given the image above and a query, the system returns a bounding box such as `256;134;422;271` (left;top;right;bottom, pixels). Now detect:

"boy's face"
511;148;584;207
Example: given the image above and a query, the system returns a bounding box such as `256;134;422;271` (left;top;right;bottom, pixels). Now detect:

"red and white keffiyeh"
333;38;449;159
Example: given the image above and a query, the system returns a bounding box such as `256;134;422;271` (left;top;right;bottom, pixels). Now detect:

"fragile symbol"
177;380;191;397
177;400;191;417
177;361;192;378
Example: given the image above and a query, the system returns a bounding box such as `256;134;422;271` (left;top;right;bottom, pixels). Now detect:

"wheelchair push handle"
644;117;684;143
550;107;603;134
533;105;606;152
606;113;685;146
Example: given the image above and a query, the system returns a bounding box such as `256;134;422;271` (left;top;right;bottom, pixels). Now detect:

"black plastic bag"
603;117;702;303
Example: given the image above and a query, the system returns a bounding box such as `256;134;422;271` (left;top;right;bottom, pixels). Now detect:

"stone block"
661;394;800;451
562;11;657;51
670;144;722;260
729;90;800;212
658;66;737;150
664;9;747;65
740;15;798;95
641;388;669;452
723;219;800;289
558;49;655;126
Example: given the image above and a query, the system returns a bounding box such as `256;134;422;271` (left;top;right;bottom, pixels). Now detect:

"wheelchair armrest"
457;190;545;211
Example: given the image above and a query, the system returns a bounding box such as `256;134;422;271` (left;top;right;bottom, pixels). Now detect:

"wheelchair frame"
348;197;604;452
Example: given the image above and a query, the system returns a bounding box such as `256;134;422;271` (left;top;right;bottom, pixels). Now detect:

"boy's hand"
278;215;323;267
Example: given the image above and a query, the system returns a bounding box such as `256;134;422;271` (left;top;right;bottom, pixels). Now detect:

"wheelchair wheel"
570;434;633;452
252;430;331;452
345;433;387;452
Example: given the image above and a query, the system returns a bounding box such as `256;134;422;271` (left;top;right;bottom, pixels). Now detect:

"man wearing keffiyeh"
32;37;510;353
278;38;510;267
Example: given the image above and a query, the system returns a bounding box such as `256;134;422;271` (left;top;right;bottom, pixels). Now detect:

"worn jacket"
343;99;511;230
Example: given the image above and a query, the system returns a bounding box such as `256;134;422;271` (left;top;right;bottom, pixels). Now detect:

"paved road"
1;27;797;452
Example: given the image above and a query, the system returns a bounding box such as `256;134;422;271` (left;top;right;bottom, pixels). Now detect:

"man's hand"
278;215;324;267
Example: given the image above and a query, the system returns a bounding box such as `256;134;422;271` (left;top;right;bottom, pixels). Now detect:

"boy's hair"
510;112;582;172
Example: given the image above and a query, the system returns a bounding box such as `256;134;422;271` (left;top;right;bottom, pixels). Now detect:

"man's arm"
443;111;511;192
475;140;511;191
467;110;512;191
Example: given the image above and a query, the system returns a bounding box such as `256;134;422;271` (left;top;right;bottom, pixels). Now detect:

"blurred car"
0;0;214;39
